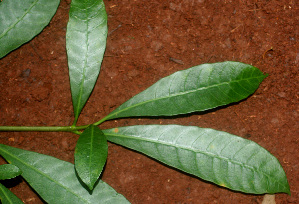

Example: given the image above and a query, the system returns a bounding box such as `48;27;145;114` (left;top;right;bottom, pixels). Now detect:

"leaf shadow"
0;176;22;188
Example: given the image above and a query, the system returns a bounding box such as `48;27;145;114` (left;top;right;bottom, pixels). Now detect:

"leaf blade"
0;164;21;180
0;183;24;204
103;125;290;194
75;125;108;190
66;0;108;122
0;144;129;204
104;62;267;121
0;0;60;58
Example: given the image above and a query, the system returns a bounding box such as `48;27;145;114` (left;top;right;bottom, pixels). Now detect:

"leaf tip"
284;184;291;196
86;183;95;191
263;72;269;79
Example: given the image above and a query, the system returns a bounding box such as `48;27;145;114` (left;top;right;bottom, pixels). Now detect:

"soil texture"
0;0;298;203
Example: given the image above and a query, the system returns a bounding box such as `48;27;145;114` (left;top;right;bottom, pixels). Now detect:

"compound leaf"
0;164;21;180
66;0;108;123
103;125;290;195
0;0;60;58
0;183;24;204
75;125;108;190
0;144;129;204
103;62;267;121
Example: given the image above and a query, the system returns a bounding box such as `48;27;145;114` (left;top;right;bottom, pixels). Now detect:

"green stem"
0;125;89;132
93;116;109;126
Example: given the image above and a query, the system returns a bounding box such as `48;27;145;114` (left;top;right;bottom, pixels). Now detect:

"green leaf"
0;0;60;58
75;125;108;190
66;0;108;123
0;164;21;180
103;125;290;194
0;183;24;204
103;62;267;121
0;144;130;204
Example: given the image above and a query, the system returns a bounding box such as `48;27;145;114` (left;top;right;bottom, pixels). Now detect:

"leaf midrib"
88;126;95;183
0;147;89;203
73;2;90;120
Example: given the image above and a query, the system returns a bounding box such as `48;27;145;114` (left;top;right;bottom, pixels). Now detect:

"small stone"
224;38;232;48
127;69;139;77
169;3;182;11
262;194;275;204
150;40;163;52
20;69;31;78
162;34;172;43
31;86;50;102
271;118;279;124
277;92;286;98
107;70;118;78
61;137;69;150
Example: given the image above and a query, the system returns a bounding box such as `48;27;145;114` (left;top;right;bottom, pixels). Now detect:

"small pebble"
21;69;31;78
277;92;286;98
150;40;163;52
271;118;279;124
262;194;275;204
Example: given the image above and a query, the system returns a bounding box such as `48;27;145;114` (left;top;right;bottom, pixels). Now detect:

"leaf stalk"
0;125;89;132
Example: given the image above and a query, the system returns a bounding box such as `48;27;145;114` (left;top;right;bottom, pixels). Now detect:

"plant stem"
93;117;108;126
0;125;89;132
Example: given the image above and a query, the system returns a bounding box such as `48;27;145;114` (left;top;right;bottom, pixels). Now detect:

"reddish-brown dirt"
0;0;298;203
